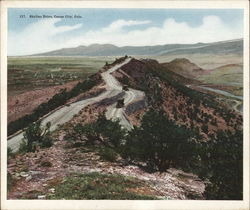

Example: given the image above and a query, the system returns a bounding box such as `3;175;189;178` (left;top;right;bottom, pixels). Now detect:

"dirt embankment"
68;82;106;104
8;81;79;124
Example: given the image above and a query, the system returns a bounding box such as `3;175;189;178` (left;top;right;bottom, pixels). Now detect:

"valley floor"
8;81;79;124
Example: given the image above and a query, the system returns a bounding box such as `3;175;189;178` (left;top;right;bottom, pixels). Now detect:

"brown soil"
160;82;229;135
69;103;107;126
8;81;79;123
126;109;146;127
68;82;106;104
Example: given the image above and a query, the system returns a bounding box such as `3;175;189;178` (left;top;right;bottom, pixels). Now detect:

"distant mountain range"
32;39;243;57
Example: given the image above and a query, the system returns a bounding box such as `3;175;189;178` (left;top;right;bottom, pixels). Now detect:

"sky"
8;8;244;56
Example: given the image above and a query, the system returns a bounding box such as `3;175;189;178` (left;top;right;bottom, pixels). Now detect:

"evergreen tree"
70;114;126;148
201;130;243;200
21;121;53;153
125;109;196;171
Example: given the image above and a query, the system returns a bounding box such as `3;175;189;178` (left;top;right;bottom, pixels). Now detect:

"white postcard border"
1;1;249;210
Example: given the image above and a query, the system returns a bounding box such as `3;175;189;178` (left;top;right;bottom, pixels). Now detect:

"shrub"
94;115;126;148
125;109;197;172
200;130;243;200
40;160;53;167
19;139;29;154
7;172;16;192
7;147;14;160
19;121;53;153
71;114;126;148
99;147;118;162
201;125;209;134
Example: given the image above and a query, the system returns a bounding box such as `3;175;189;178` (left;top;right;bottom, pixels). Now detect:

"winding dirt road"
8;58;145;152
186;84;243;113
102;58;145;129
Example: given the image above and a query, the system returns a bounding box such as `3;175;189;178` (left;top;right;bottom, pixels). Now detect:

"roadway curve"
187;84;243;113
102;58;145;129
8;58;144;152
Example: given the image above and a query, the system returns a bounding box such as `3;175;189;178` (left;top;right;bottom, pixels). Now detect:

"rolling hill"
161;58;207;79
197;64;243;85
32;39;243;57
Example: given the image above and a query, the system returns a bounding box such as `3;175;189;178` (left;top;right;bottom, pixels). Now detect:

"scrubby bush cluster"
99;147;118;162
7;147;14;163
68;109;243;200
65;114;126;162
199;130;243;200
19;121;53;153
66;114;126;148
66;109;199;172
123;109;198;172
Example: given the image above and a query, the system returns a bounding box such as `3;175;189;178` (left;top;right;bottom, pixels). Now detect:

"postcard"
1;0;249;210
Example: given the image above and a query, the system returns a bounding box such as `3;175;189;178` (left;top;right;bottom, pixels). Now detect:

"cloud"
103;19;151;32
65;16;242;47
8;19;82;55
8;16;242;55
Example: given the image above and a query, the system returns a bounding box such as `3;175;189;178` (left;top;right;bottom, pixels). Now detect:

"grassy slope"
197;64;243;96
197;64;243;85
48;172;158;200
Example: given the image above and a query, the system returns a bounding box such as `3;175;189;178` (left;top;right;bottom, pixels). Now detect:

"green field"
197;64;243;84
8;56;115;96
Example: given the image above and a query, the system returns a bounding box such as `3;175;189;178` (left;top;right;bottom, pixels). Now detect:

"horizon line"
8;37;243;57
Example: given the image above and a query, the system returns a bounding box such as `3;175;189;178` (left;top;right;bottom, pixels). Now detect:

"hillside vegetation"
116;58;242;138
7;56;243;200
